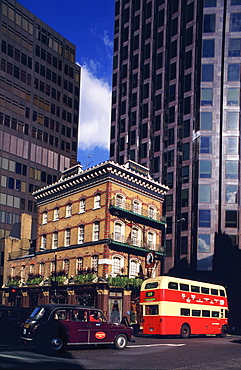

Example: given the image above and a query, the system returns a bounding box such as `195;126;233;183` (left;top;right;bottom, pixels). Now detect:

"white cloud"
78;65;111;150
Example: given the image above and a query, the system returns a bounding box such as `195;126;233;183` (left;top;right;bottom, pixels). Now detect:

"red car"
21;304;133;351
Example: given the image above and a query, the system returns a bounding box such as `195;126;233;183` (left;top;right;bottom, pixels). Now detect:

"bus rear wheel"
180;324;190;339
220;325;228;338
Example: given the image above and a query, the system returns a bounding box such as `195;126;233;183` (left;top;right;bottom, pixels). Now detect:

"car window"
89;310;106;323
71;309;87;322
53;309;68;321
30;307;45;319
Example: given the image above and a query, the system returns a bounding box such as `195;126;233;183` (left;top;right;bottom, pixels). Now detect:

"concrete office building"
0;0;80;242
109;0;241;277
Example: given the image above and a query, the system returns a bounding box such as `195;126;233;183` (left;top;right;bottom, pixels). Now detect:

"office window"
166;195;173;212
204;0;216;6
183;120;190;137
203;14;215;33
167;150;174;167
198;234;210;253
200;112;212;130
182;189;189;207
225;210;238;228
200;137;212;153
167;172;174;188
199;185;211;202
201;88;213;105
228;64;240;81
78;226;84;244
199;210;211;227
202;39;215;57
202;65;213;81
226;185;238;203
200;160;212;178
226;160;238;178
230;13;241;32
228;38;241;57
93;222;100;241
183;143;190;160
182;166;189;183
226;137;239;154
166;217;172;234
231;0;241;4
184;74;191;92
181;236;188;255
65;228;71;246
227;88;239;105
227;112;239;130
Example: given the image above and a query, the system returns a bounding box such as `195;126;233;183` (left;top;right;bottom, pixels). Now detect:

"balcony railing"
110;198;166;224
109;233;164;253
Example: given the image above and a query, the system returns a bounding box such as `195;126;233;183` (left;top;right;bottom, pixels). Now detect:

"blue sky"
18;0;115;168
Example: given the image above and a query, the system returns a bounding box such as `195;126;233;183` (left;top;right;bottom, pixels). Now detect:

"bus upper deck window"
168;282;178;290
211;289;218;295
201;287;209;294
191;285;200;293
220;290;225;297
180;283;189;291
145;282;158;289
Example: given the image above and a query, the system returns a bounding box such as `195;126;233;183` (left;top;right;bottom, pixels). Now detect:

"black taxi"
20;304;133;351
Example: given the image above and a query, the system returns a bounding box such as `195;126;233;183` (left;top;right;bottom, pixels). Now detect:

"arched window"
41;234;47;250
20;265;26;282
129;259;139;278
78;225;84;244
131;227;140;246
92;255;98;272
52;231;58;249
94;194;101;209
148;206;156;220
11;266;15;279
39;262;45;278
114;222;124;242
79;198;86;213
54;207;59;220
42;211;48;224
147;231;156;249
30;264;35;275
66;203;72;217
65;228;71;246
116;194;125;208
63;259;69;277
112;255;123;275
93;221;100;241
76;257;83;274
132;200;141;214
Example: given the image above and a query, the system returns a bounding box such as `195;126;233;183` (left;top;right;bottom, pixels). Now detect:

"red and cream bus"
140;276;228;338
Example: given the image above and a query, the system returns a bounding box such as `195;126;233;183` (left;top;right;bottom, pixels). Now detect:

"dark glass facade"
0;0;80;239
110;0;241;273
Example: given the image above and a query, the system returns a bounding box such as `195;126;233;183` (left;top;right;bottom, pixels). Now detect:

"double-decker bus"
140;276;228;338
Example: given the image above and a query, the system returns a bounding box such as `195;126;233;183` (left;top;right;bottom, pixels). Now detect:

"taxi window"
89;310;106;323
54;310;67;321
71;310;87;322
30;307;45;319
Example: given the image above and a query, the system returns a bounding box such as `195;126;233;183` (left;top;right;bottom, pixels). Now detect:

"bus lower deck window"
145;305;158;315
202;310;210;317
192;309;201;316
212;311;219;318
181;308;190;316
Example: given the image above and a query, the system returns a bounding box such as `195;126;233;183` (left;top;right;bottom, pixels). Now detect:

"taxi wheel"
50;337;64;351
114;334;127;350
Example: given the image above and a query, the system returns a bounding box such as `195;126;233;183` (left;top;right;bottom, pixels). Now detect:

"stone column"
67;289;76;304
38;290;49;305
22;291;29;307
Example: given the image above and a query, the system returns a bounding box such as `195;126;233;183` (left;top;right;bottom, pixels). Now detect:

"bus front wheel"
180;324;190;339
220;325;228;338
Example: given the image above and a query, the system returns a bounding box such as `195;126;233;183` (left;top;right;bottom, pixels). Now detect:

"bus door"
143;304;161;335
